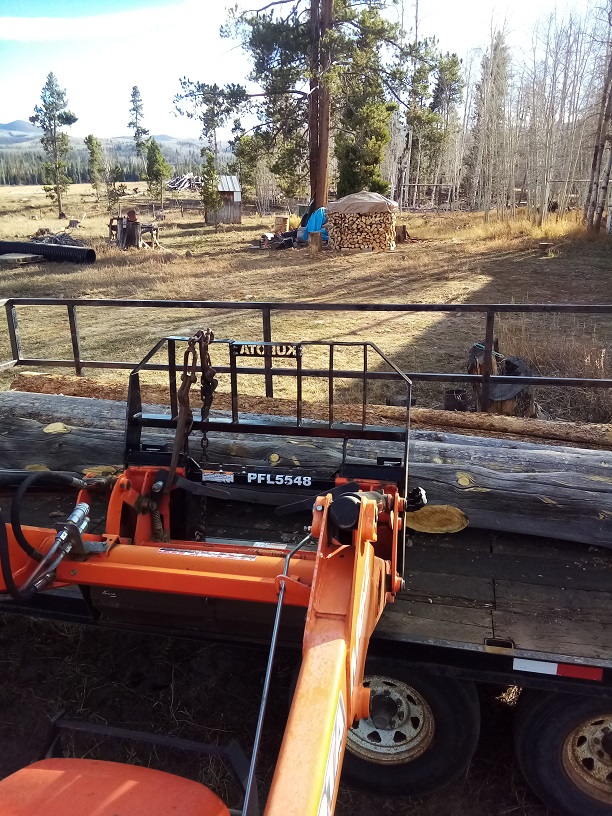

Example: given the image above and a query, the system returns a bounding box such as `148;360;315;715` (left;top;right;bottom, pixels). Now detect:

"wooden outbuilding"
205;175;242;225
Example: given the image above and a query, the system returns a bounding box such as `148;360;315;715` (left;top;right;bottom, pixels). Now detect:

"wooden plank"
0;253;45;267
407;546;612;593
409;529;492;553
378;598;494;645
492;609;612;660
490;530;605;563
404;569;494;608
495;579;612;623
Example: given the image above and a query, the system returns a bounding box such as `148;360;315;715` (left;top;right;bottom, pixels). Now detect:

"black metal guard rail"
3;298;612;409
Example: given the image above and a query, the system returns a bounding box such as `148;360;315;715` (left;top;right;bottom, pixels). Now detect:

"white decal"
246;473;312;487
317;693;347;816
201;472;234;483
158;548;256;561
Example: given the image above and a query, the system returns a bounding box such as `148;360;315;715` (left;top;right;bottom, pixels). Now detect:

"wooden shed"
205;175;242;225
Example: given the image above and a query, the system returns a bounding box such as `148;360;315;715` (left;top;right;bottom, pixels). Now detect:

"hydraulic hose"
11;471;86;562
0;506;35;602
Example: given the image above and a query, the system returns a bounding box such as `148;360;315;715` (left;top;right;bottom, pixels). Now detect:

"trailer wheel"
342;662;480;796
514;689;612;816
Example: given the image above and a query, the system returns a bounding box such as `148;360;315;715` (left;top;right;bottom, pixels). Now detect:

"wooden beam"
2;392;612;548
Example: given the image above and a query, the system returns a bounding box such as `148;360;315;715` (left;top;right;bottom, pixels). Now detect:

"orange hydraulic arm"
266;490;399;816
0;468;405;816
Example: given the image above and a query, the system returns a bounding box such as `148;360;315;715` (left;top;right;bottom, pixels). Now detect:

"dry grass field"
1;183;611;419
0;182;610;816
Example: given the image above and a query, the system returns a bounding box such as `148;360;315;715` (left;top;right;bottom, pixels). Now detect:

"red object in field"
0;758;229;816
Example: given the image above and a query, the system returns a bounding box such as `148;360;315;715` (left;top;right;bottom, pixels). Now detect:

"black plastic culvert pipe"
0;240;96;264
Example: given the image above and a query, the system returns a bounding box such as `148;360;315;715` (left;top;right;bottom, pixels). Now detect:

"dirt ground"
0;614;553;816
0;183;607;814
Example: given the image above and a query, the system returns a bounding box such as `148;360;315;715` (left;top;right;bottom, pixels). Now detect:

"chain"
165;336;199;492
196;329;218;465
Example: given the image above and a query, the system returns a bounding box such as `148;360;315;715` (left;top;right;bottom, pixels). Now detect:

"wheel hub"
346;676;435;765
562;714;612;803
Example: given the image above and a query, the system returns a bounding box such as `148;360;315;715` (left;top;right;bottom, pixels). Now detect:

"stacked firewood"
327;211;397;251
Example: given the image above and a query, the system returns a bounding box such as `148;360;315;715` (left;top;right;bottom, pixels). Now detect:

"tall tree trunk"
314;0;332;208
411;139;422;208
585;52;612;226
309;0;321;202
593;138;612;231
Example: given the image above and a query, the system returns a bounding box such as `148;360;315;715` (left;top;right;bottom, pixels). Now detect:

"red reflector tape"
557;663;603;681
513;658;603;681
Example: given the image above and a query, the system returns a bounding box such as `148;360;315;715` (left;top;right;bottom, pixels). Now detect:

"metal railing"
2;297;612;409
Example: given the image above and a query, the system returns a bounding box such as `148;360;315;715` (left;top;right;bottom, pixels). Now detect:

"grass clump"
497;314;612;422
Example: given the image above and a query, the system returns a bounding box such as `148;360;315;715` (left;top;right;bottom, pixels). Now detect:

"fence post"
67;305;83;376
4;300;21;363
262;307;273;398
480;309;495;412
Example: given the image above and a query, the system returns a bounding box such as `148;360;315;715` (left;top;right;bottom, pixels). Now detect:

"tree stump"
309;232;322;253
116;217;127;248
125;221;142;249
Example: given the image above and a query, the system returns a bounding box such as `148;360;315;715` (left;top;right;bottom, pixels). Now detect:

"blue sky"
0;0;593;140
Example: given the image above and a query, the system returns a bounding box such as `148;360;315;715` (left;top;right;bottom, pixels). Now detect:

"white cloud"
0;0;206;42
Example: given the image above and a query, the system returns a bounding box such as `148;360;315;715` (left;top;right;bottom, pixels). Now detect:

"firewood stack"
326;191;399;252
327;211;397;251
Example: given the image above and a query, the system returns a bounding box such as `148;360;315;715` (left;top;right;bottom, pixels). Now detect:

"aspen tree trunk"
593;138;612;230
411;140;422;208
585;52;612;226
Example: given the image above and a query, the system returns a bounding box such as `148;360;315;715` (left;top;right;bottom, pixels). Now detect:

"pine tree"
200;150;222;227
30;72;78;217
128;86;150;161
335;9;397;196
217;1;409;205
145;138;172;206
84;135;103;201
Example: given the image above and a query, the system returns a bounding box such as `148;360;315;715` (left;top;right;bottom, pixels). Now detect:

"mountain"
0;122;205;151
0;120;41;134
0;120;42;146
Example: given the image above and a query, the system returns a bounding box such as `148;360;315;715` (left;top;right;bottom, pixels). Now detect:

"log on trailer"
1;391;612;549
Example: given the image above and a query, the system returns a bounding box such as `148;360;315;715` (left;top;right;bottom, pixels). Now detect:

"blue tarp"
302;207;328;241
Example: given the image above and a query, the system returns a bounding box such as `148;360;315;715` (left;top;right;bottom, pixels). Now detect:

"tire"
341;660;481;796
514;689;612;816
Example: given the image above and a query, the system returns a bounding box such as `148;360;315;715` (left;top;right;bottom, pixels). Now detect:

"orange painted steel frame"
0;466;402;816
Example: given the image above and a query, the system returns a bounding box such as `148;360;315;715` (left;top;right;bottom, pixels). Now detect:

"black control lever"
151;470;230;501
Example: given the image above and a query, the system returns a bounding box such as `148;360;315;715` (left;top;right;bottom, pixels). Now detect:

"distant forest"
0;142;205;186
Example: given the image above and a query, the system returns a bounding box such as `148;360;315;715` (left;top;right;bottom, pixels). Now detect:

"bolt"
303;526;312;532
70;569;78;576
315;504;324;511
151;481;164;493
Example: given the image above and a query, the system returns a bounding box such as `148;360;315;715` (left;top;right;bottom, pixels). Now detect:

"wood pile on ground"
327;211;397;251
167;173;202;191
30;230;86;247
